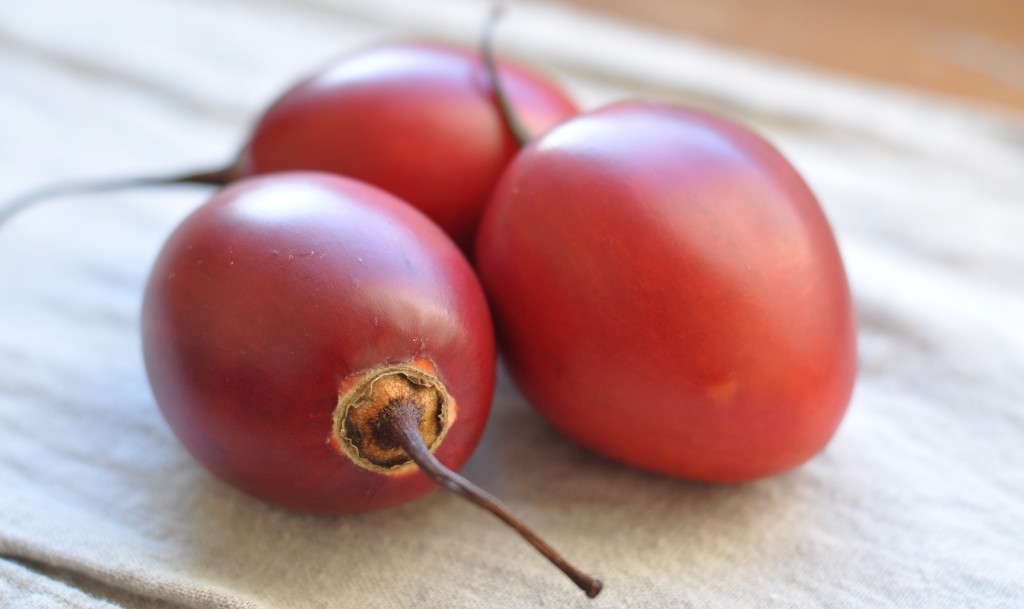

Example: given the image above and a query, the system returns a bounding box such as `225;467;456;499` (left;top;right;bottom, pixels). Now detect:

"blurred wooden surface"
560;0;1024;112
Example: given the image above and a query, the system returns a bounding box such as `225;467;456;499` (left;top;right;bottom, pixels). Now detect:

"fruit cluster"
4;13;857;600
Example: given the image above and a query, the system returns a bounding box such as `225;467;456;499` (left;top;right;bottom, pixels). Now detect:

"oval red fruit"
238;41;578;252
143;172;496;513
476;101;857;482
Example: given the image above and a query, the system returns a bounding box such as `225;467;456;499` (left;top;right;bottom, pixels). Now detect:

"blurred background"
565;0;1024;112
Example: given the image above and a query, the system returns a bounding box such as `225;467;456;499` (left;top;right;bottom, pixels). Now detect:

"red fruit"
140;172;603;597
2;40;577;251
237;41;578;251
476;101;857;482
142;172;496;513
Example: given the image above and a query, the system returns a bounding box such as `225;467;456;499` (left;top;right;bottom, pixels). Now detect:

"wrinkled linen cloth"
1;0;1023;607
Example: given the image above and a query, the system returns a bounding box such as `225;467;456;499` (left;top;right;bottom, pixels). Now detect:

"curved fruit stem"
383;400;603;598
481;3;533;148
0;165;235;229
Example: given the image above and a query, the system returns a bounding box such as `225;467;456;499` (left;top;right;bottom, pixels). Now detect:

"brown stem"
382;400;603;599
481;3;533;148
0;164;236;229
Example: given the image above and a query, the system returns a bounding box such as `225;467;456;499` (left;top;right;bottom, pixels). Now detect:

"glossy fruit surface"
238;41;578;252
142;172;495;513
476;101;857;482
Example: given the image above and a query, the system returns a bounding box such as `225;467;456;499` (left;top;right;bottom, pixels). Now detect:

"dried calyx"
333;364;452;473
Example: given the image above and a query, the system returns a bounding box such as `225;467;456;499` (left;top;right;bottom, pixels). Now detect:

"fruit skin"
238;41;578;253
475;101;857;482
142;172;496;513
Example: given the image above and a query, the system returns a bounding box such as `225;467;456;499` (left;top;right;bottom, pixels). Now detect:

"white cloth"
1;1;1023;607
